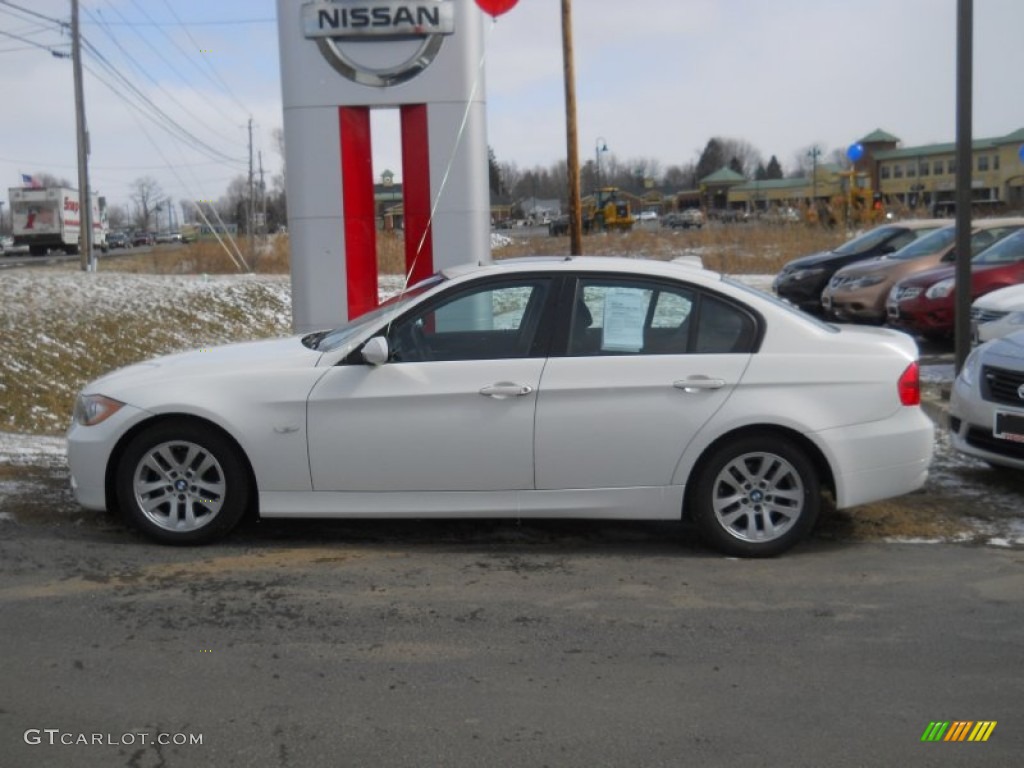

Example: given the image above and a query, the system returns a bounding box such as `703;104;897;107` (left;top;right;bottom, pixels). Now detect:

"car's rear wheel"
116;421;250;545
692;435;820;557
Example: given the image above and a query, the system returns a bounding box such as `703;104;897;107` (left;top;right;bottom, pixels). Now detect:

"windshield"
974;229;1024;265
311;274;445;352
891;226;955;260
833;226;901;256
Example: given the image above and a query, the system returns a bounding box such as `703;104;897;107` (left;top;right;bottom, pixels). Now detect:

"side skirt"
259;486;685;520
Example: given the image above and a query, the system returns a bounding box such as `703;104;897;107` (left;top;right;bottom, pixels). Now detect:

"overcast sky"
2;0;1023;212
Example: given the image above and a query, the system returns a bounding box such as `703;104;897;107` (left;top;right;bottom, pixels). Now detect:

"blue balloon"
847;143;865;162
1019;144;1024;163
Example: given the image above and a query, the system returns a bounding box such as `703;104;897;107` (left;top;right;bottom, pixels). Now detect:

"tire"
116;421;251;545
691;435;820;558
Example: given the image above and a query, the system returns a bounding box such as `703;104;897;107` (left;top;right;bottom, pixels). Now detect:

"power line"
0;0;64;27
158;0;251;115
85;5;243;146
0;27;68;57
81;37;246;166
80;17;275;27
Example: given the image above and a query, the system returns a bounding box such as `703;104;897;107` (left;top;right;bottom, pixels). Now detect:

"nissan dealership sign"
278;0;490;332
301;1;456;86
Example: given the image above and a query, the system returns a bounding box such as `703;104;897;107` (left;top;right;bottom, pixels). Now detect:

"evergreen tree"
695;138;725;182
754;163;768;181
728;157;744;176
765;155;784;180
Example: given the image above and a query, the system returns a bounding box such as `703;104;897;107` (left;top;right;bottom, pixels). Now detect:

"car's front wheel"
691;435;820;557
116;421;250;545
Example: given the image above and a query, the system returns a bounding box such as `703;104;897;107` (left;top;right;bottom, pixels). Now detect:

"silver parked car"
950;329;1024;470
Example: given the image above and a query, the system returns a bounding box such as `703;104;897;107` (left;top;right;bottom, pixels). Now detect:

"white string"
403;17;497;290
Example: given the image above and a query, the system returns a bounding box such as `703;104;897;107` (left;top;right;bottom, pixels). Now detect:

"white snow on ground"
0;432;66;467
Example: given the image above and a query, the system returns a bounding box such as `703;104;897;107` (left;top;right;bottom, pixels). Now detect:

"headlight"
73;394;125;426
925;278;955;299
791;267;825;281
851;275;885;289
958;348;981;388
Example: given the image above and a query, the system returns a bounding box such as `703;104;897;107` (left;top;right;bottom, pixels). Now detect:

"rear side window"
567;277;758;356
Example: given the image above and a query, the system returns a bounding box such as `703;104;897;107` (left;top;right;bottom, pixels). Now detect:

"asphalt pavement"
1;516;1021;768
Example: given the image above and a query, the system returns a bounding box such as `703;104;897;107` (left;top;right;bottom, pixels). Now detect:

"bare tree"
716;138;763;179
129;176;164;230
106;203;129;229
30;171;74;188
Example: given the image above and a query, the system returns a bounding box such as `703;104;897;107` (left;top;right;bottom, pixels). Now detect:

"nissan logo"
302;1;455;88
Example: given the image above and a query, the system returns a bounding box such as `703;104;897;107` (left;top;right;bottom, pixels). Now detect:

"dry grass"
103;236;292;275
499;222;848;274
0;273;292;434
100;222;852;278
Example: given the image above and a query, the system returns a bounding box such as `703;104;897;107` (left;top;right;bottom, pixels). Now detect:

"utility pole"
71;0;94;271
258;150;267;244
247;117;255;266
560;0;582;255
954;0;973;373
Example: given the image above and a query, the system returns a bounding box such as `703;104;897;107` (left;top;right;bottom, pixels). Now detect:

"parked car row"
774;218;1024;343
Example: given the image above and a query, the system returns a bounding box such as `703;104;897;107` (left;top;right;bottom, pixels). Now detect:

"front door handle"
479;382;534;399
674;376;726;393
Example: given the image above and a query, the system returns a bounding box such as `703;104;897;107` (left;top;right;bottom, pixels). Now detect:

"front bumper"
66;403;151;511
774;272;829;311
886;294;954;335
949;377;1024;470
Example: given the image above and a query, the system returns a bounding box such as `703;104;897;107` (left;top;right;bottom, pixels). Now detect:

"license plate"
821;294;832;311
887;303;899;321
994;410;1024;443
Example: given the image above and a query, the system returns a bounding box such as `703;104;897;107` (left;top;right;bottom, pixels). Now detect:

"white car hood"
973;284;1024;312
85;336;322;396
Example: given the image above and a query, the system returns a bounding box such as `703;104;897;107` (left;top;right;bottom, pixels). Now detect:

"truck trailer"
8;186;107;256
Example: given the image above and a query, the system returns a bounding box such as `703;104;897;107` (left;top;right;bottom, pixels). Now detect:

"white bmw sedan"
67;257;933;557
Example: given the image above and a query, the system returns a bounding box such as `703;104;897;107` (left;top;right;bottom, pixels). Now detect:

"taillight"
898;362;921;406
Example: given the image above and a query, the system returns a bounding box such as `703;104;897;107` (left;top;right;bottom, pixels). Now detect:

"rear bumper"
814;407;934;508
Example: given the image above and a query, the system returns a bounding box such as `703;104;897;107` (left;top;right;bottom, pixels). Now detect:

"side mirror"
361;336;389;366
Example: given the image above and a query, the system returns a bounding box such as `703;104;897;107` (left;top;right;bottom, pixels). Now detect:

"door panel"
534;355;749;490
307;359;545;492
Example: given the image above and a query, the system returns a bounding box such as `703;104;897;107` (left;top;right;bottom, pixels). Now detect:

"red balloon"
475;0;518;17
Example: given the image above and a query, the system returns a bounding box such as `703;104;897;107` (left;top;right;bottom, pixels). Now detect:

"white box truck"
8;186;107;256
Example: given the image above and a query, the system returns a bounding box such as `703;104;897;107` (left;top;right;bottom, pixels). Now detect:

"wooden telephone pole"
560;0;582;255
71;0;94;271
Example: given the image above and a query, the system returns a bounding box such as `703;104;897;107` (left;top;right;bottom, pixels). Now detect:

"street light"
595;137;608;189
807;145;822;205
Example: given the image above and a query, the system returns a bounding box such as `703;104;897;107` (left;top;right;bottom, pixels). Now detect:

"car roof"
440;255;722;283
893;218;954;230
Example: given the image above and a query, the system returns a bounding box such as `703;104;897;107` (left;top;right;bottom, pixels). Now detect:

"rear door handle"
674;376;726;393
479;382;534;399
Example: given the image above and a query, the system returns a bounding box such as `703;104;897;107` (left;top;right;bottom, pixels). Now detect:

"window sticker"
601;288;647;352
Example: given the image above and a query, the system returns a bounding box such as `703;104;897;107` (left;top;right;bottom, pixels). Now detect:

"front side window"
388;278;552;362
568;278;756;356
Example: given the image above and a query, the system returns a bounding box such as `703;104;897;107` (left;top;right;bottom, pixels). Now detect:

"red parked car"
887;228;1024;338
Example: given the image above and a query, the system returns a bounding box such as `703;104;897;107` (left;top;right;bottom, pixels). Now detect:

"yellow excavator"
589;187;634;232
